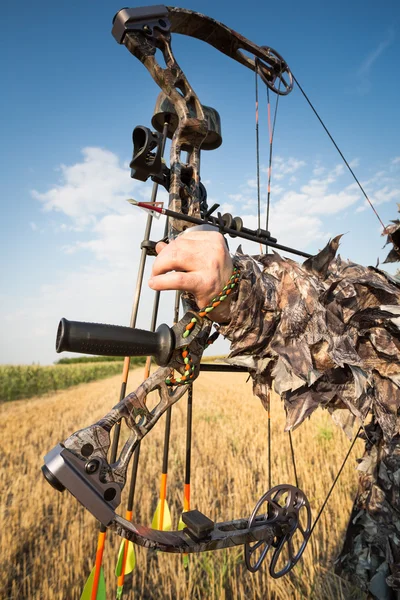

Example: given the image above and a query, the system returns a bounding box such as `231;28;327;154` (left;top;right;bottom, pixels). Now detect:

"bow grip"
56;318;174;366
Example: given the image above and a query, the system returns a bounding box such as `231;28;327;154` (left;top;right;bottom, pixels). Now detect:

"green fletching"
151;499;172;531
115;539;136;577
178;515;190;569
80;566;106;600
125;541;136;575
116;586;123;600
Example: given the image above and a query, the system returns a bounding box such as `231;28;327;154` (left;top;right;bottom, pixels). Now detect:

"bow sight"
42;5;311;580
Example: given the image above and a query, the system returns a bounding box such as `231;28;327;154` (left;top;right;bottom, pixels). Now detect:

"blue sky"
1;0;400;364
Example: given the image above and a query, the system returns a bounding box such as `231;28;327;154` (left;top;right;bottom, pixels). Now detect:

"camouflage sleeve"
217;240;400;599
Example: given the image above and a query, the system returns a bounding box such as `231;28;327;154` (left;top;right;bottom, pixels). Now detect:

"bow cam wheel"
256;47;293;96
244;484;311;576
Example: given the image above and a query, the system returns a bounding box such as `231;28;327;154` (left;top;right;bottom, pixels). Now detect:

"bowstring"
292;73;386;231
282;76;389;535
255;61;287;491
255;62;261;232
265;81;280;244
310;427;361;536
255;65;363;534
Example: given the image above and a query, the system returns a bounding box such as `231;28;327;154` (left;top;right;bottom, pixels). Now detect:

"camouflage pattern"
115;5;293;239
110;512;277;554
152;92;222;151
123;22;208;240
219;240;400;598
46;307;304;561
167;7;293;95
383;203;400;264
63;310;212;487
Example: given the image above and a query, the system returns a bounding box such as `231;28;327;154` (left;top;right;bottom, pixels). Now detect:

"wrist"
198;266;240;323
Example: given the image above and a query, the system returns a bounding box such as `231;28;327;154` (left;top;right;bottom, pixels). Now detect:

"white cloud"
246;178;258;189
264;156;306;180
313;166;325;176
8;146;399;365
371;186;400;206
30;222;38;231
357;31;395;93
224;156;363;250
66;213;163;269
392;157;400;165
358;31;395;76
31;147;140;225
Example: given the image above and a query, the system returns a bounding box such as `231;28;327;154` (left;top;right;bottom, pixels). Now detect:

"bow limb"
113;6;293;95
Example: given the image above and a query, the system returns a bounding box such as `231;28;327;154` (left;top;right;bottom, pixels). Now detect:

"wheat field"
0;368;366;599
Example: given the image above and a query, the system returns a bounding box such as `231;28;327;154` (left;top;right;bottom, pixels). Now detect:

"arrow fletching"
151;498;172;531
127;198;164;219
178;514;190;568
115;539;136;577
80;566;106;600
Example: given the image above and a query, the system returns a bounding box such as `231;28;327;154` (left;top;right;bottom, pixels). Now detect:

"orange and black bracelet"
197;265;241;319
165;266;240;386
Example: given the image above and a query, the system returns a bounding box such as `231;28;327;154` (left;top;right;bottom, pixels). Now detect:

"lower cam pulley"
245;484;311;577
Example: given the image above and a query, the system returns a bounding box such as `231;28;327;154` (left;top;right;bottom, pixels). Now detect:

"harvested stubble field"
0;368;366;600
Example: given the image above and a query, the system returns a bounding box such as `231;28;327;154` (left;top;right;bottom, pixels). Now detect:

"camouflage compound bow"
42;6;312;578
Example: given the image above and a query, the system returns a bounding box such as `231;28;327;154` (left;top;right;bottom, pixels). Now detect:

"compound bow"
42;5;311;578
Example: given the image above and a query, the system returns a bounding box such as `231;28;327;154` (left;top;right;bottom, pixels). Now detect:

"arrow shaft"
90;121;170;599
132;201;311;259
91;531;106;600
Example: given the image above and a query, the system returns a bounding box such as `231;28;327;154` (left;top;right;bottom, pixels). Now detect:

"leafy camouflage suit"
216;234;400;600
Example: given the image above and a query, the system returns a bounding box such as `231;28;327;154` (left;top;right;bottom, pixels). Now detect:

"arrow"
80;121;170;600
151;405;173;532
151;291;181;532
127;199;311;258
80;556;106;600
80;357;130;600
115;433;141;599
177;384;193;568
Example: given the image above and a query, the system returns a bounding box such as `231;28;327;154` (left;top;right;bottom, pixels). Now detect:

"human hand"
148;229;234;322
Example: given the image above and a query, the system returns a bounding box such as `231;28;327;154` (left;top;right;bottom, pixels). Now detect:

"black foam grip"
56;318;174;366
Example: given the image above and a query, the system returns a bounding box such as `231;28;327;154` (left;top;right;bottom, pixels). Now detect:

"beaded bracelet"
180;265;240;339
165;267;240;387
197;265;240;319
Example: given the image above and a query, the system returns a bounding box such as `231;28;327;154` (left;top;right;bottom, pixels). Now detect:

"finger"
151;240;201;277
148;271;200;293
155;241;168;254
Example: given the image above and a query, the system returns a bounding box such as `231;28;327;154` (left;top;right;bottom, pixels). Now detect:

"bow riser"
124;25;207;238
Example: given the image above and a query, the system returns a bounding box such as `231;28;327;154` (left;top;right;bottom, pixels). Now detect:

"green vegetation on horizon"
55;355;145;365
1;355;227;402
0;360;144;402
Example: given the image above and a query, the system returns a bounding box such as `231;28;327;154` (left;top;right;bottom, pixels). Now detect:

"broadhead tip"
126;198;138;206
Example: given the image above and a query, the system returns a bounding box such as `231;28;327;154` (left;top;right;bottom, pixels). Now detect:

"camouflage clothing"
217;238;400;599
383;202;400;264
